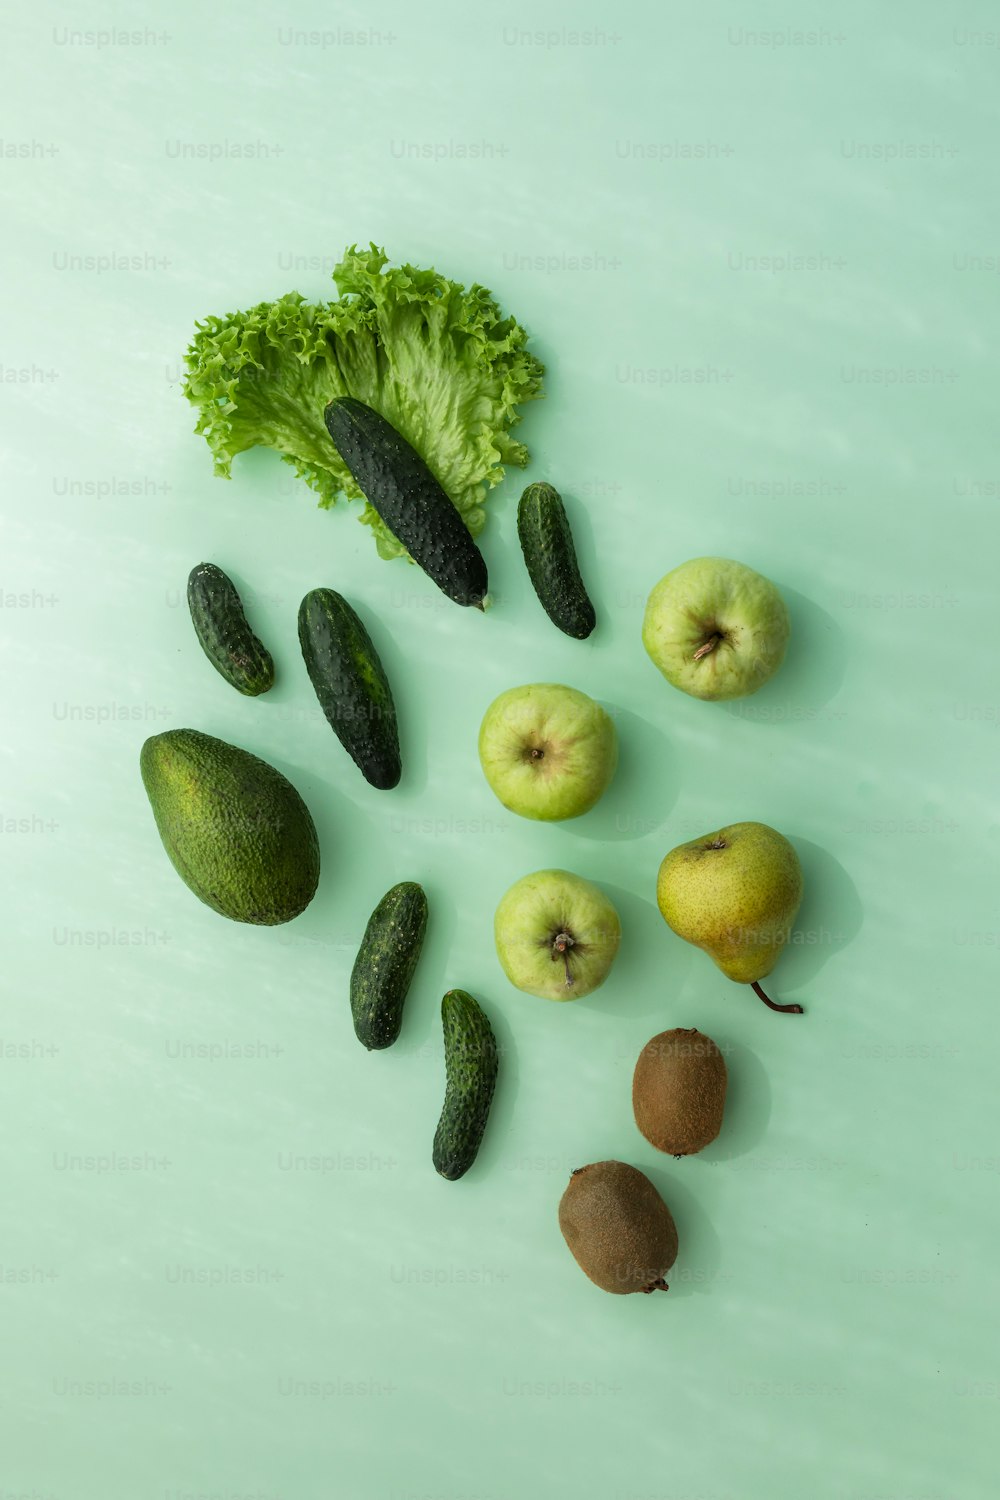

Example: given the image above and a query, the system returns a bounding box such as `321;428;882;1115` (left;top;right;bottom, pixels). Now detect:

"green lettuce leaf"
182;245;545;560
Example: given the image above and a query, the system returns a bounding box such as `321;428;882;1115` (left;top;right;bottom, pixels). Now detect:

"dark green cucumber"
350;882;428;1050
432;989;498;1181
323;397;489;610
517;483;596;639
186;562;275;695
297;588;401;790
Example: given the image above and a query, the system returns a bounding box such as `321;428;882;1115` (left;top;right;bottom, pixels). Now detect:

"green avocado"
140;728;320;925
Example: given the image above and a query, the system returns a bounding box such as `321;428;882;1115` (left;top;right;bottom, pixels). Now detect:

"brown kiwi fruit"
558;1160;678;1295
632;1027;727;1157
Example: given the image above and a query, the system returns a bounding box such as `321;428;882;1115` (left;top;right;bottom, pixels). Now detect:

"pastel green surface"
1;4;996;1497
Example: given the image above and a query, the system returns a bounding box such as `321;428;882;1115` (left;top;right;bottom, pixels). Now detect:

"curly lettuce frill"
182;244;545;560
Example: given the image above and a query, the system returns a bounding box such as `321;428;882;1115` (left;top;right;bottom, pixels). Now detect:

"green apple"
478;683;617;821
494;869;622;1001
642;557;790;701
656;821;804;1014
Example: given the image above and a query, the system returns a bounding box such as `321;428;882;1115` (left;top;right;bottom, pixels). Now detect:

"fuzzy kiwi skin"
558;1160;678;1295
632;1028;727;1157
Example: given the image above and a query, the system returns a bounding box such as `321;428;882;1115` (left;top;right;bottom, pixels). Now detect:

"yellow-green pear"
656;821;804;1014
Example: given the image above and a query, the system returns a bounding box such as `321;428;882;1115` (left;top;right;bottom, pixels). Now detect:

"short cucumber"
350;882;428;1050
297;587;401;790
186;562;275;695
432;989;498;1181
517;482;596;639
324;397;489;610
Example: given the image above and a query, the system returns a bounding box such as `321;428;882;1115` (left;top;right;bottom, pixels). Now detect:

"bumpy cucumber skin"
350;882;428;1050
323;397;489;609
432;989;499;1181
516;483;596;639
297;588;401;790
187;563;275;695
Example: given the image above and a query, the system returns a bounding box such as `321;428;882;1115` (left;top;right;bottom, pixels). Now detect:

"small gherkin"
432;990;498;1182
350;882;428;1051
517;482;596;639
187;562;274;696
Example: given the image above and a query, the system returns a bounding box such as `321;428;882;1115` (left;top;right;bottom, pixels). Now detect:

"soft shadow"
464;995;519;1181
221;562;284;617
717;587;848;733
261;752;370;925
392;874;518;1182
751;585;848;720
781;835;864;992
563;707;680;844
393;872;459;1057
560;490;601;638
779;586;849;711
640;1165;723;1299
351;592;429;798
700;1037;772;1162
575;881;695;1023
217;563;301;708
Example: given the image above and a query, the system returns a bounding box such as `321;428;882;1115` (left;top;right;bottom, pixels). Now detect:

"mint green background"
2;4;997;1497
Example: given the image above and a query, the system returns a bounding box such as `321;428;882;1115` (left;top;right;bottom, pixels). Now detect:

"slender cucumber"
297;587;401;790
324;397;489;609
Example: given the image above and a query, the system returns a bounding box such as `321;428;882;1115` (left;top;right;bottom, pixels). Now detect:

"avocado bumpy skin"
632;1028;728;1156
558;1160;678;1295
140;729;320;925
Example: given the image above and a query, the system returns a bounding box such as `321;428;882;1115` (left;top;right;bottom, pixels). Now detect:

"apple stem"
551;931;576;987
692;633;722;662
529;747;545;761
751;980;804;1015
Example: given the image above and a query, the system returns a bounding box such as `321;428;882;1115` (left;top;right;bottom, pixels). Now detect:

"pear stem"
693;633;722;662
751;980;803;1015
